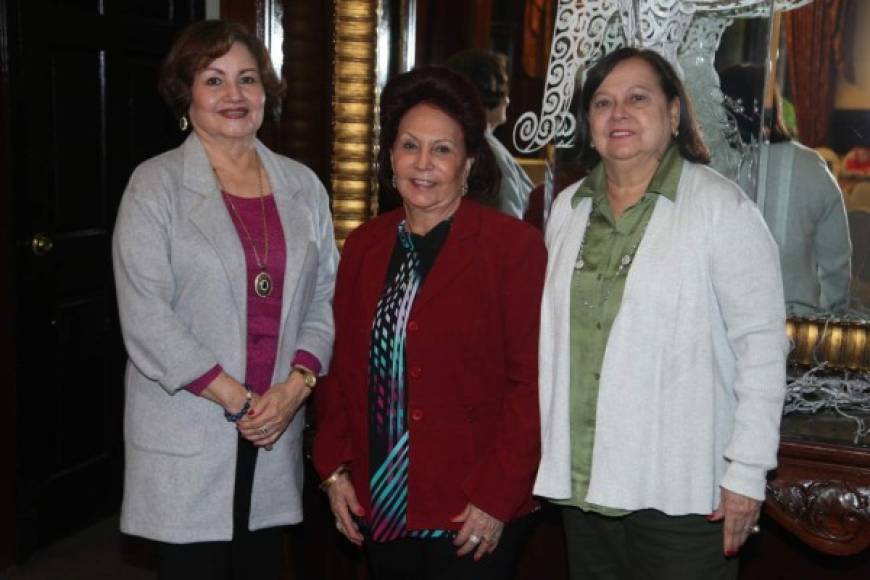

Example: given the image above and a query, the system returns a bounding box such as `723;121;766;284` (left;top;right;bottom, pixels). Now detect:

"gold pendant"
254;271;273;298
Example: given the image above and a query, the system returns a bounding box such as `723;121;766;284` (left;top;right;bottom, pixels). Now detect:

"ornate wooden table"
768;318;870;556
740;411;870;579
767;435;870;556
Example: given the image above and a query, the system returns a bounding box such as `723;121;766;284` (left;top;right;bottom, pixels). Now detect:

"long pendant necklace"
215;156;274;298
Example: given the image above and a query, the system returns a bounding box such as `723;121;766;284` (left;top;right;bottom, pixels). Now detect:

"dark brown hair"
158;20;285;121
445;49;509;111
377;66;500;207
576;47;711;168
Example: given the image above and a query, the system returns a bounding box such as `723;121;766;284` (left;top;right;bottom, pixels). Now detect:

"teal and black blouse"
366;217;452;542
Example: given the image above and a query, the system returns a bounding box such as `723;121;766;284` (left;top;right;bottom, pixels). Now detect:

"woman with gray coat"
112;20;337;579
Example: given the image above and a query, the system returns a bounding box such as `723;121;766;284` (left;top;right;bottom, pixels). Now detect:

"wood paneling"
0;0;18;570
1;0;204;562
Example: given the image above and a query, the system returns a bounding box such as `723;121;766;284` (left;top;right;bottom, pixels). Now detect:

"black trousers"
156;435;284;580
365;511;537;580
562;506;738;580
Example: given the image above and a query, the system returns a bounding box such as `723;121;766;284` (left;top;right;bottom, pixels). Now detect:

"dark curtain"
522;0;555;78
415;0;492;65
784;0;847;146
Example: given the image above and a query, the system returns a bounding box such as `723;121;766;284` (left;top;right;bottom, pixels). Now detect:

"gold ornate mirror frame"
331;0;378;247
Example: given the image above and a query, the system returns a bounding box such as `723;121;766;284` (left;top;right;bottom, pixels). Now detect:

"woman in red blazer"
313;66;546;579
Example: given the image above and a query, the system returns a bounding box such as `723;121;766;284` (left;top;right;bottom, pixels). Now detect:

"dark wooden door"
3;0;203;559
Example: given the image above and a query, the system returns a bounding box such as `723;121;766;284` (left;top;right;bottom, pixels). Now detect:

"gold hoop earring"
179;116;189;132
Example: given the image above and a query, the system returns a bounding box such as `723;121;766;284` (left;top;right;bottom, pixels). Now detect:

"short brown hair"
377;66;500;208
158;20;284;120
577;47;711;168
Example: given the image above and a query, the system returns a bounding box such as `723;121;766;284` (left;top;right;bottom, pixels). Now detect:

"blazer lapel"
358;215;400;314
184;135;248;320
412;199;480;312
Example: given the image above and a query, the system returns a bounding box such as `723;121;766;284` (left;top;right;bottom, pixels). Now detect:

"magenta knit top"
187;191;320;395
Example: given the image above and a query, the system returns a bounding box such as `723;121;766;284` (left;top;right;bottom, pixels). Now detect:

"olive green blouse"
560;145;683;514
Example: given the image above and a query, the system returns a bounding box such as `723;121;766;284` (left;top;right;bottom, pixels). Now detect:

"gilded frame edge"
787;317;870;372
331;0;379;248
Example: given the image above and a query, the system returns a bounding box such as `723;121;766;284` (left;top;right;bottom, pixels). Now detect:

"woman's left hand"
451;503;504;561
237;372;310;447
708;487;762;556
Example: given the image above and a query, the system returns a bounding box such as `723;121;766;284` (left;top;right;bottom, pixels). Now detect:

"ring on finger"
749;524;761;534
468;534;481;545
258;425;270;436
335;519;344;532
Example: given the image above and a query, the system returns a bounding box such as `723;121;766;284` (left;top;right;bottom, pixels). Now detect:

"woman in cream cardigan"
535;48;789;579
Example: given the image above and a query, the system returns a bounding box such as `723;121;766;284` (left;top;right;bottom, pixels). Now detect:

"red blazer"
313;199;546;529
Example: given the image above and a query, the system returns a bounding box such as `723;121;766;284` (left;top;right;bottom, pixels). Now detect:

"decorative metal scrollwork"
513;0;814;154
513;0;617;153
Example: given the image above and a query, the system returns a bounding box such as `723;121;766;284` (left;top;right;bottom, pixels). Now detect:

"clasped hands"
236;373;310;447
202;370;310;448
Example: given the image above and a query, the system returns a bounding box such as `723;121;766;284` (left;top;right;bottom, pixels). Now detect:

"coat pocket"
124;368;207;457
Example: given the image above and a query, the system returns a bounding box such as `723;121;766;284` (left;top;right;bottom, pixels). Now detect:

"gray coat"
112;133;337;543
759;141;851;315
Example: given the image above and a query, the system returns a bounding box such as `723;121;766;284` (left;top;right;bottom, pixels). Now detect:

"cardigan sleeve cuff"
292;350;322;375
720;460;769;502
185;364;223;396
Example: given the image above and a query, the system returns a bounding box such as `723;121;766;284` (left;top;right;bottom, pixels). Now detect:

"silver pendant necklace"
215;155;273;298
574;208;642;309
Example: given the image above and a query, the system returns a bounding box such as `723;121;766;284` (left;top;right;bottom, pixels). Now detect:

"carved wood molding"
778;439;870;467
331;0;377;247
766;479;870;555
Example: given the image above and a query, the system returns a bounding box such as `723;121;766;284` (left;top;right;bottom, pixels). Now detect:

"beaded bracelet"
224;384;253;423
319;464;348;491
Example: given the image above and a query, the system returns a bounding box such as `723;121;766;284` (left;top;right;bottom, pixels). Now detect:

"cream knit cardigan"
535;161;789;515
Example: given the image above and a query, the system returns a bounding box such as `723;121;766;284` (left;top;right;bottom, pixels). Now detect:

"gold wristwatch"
293;366;317;389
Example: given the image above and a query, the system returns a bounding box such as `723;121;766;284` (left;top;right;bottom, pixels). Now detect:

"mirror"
365;0;870;446
714;2;870;319
375;0;550;216
377;1;870;320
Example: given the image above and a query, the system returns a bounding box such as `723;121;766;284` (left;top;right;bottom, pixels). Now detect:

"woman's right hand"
326;472;365;546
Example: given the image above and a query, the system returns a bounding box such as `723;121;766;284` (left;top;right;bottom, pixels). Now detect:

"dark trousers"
365;511;536;580
562;506;737;580
156;435;284;580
